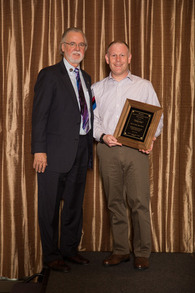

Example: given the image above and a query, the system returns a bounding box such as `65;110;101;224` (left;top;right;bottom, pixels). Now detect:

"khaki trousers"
97;143;151;258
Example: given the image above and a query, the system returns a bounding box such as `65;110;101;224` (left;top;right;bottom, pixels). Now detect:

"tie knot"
74;68;79;74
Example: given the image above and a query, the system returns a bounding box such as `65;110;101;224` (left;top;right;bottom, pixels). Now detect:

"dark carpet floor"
45;252;195;293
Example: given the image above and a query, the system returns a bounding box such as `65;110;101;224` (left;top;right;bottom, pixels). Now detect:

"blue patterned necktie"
74;68;89;132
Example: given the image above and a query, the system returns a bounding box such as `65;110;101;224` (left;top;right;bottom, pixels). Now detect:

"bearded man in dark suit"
31;27;93;273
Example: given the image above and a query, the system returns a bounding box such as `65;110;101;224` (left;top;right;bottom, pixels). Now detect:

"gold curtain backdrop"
0;0;194;278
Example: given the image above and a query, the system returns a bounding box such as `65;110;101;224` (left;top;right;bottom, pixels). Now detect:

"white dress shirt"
92;71;163;141
63;58;91;135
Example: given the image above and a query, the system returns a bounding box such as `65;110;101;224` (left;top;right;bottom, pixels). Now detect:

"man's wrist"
99;133;106;143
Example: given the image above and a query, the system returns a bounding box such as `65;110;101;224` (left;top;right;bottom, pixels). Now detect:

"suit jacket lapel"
81;70;93;112
58;60;79;109
58;60;92;114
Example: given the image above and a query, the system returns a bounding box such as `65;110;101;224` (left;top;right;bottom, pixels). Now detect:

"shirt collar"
108;70;133;81
63;57;80;74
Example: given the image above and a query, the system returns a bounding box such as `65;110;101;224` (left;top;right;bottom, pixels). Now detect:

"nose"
75;44;80;50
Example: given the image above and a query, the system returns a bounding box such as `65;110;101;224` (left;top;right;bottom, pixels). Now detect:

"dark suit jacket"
31;60;93;173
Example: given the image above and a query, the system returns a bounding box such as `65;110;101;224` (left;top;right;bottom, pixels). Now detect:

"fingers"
152;137;157;142
36;161;47;173
103;135;122;147
139;149;150;154
139;147;152;154
34;160;47;173
139;137;156;154
33;153;48;173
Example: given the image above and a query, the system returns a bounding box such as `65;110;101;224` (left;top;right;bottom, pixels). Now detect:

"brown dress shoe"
134;257;149;270
66;253;89;265
46;260;70;273
103;254;130;266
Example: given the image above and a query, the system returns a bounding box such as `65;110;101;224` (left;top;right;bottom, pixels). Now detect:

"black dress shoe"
46;260;70;272
66;253;89;265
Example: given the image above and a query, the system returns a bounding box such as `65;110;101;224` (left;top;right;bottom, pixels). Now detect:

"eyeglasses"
63;42;87;49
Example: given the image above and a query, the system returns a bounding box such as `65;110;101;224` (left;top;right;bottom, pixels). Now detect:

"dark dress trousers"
31;60;93;264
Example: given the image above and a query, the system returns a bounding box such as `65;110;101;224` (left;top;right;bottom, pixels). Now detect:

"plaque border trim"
114;99;163;150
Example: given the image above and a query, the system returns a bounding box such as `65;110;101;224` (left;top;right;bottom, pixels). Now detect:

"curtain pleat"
0;0;194;278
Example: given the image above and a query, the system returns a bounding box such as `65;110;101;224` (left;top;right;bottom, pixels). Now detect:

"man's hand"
103;134;122;147
33;153;48;173
139;137;156;154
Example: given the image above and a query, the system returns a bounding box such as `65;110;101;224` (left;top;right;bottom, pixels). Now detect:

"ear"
105;54;109;64
128;53;132;64
61;43;65;54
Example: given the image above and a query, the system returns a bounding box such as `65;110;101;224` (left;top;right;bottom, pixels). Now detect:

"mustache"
72;51;82;56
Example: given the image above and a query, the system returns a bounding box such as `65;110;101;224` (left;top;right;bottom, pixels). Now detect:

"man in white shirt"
92;41;163;270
